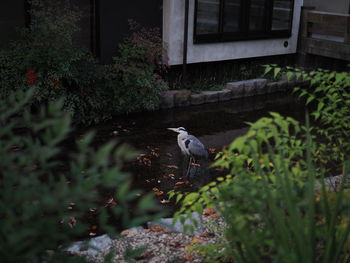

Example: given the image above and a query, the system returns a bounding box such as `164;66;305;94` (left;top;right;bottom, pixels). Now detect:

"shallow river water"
87;93;306;207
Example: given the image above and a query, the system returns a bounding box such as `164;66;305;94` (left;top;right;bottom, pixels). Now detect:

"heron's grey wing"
185;135;208;159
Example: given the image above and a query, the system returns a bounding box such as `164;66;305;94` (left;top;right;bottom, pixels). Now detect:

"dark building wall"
98;0;163;64
0;0;26;47
73;0;92;52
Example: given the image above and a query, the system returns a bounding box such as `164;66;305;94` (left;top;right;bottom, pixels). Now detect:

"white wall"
163;0;304;65
304;0;350;14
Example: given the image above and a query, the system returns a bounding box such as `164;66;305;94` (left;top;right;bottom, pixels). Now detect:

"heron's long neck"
178;131;188;140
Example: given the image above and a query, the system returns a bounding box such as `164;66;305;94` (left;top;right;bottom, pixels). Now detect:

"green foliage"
172;113;350;262
105;21;168;113
123;246;147;263
0;90;160;262
0;0;106;123
264;64;350;172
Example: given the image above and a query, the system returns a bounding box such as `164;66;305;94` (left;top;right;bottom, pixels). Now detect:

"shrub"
0;0;106;123
264;65;350;173
105;21;169;113
172;114;350;262
0;90;160;262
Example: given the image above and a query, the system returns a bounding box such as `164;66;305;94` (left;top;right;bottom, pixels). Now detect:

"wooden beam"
308;25;346;38
307;11;349;26
301;37;350;61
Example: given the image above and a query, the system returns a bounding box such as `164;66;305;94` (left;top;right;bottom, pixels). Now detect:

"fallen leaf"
203;208;216;216
68;217;76;228
209;214;219;218
175;181;185;186
152;187;164;196
184;245;194;261
105;197;118;207
120;229;130;236
160;199;170;204
166;153;173;157
165;165;179;169
149;225;170;232
150;151;159;157
165;242;177;247
192;237;205;244
11;145;20;152
199;232;214;238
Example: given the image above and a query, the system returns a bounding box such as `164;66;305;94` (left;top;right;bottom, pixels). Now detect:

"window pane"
272;0;293;30
196;0;220;35
249;0;266;31
223;0;240;32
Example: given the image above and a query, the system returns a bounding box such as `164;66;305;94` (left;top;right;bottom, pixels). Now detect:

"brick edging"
160;78;310;110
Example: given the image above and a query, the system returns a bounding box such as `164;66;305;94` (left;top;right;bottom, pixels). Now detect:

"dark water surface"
87;93;306;207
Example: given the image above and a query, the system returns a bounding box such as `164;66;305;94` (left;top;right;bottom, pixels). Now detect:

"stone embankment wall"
160;78;309;109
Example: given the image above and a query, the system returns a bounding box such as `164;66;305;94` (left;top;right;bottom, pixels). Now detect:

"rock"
65;234;113;257
254;78;268;95
202;91;219;103
217;89;232;101
226;81;245;98
314;174;350;192
174;90;191;107
190;93;205;105
243;79;257;97
147;212;203;234
160;91;176;109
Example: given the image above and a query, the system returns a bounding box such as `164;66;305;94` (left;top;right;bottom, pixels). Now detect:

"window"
194;0;294;43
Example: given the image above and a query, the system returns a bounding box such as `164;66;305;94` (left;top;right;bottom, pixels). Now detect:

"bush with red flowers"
0;0;106;123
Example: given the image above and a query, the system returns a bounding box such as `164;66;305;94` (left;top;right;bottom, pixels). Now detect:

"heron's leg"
185;156;193;177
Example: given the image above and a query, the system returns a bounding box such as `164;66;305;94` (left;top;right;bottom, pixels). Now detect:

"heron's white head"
167;127;188;134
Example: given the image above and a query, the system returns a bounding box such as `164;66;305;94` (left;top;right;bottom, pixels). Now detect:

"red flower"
82;87;90;96
26;69;37;85
139;88;148;94
51;78;59;85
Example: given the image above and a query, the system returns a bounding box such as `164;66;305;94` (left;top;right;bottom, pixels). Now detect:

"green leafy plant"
172;113;350;262
0;90;160;262
0;0;106;123
264;65;350;173
105;21;168;113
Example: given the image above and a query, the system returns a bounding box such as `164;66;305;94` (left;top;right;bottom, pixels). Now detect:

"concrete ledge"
217;89;232;101
266;82;279;94
174;90;191;107
276;81;289;92
202;91;219;103
160;91;176;109
255;78;268;95
159;78;309;110
226;81;245;98
190;93;205;105
243;79;257;97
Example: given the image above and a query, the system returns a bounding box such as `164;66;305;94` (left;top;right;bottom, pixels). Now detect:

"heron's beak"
167;128;177;132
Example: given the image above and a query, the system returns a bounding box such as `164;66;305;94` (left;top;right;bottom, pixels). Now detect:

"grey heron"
167;127;208;177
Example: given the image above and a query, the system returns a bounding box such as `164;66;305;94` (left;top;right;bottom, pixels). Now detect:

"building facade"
1;0;349;64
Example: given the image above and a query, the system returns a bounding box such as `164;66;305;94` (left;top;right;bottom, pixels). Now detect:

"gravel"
67;214;226;263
